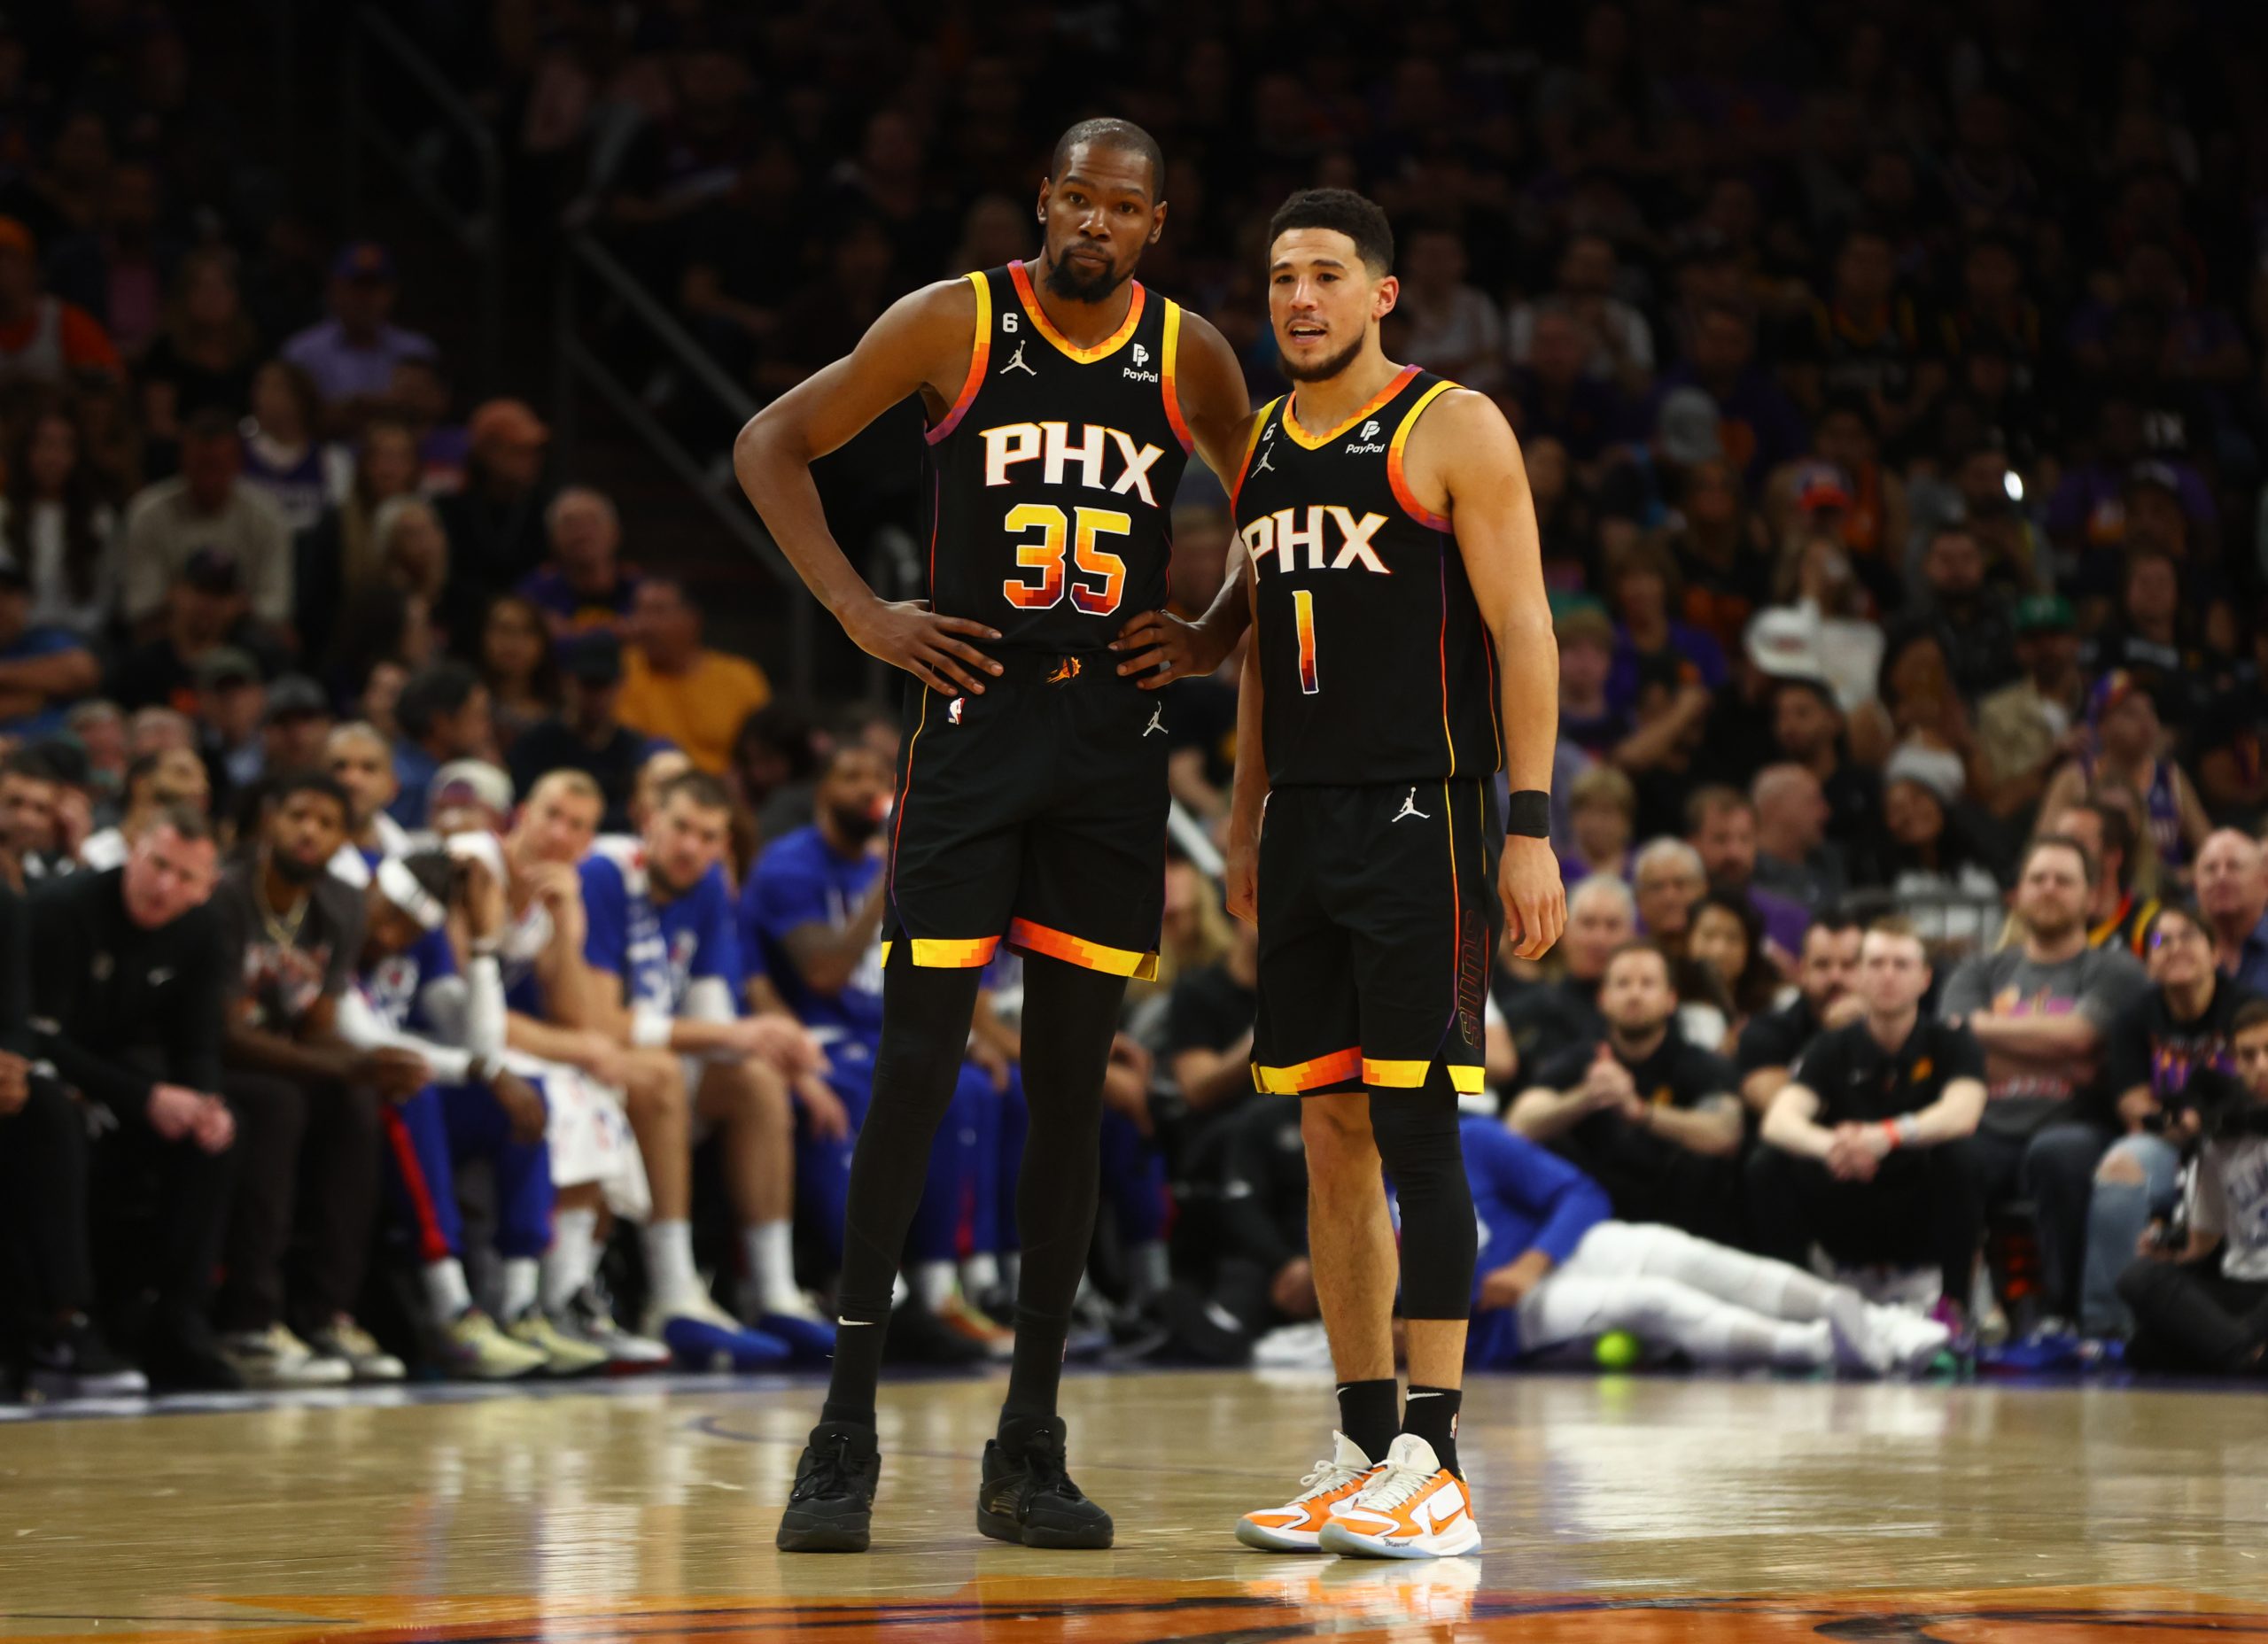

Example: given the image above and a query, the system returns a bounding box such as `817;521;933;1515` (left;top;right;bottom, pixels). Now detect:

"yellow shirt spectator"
616;578;772;772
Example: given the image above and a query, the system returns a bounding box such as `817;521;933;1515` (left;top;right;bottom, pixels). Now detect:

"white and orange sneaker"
1317;1434;1481;1559
1235;1432;1380;1553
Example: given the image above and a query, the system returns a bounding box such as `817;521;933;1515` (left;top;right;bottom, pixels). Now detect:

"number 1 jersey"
920;261;1194;650
1231;364;1503;787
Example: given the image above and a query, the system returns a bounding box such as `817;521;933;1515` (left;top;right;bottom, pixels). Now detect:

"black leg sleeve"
1366;1083;1474;1321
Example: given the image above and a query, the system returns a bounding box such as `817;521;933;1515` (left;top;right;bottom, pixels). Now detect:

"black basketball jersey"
920;262;1193;650
1231;364;1502;787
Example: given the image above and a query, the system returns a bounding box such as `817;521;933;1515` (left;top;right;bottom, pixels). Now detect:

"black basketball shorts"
882;648;1169;980
1252;779;1503;1097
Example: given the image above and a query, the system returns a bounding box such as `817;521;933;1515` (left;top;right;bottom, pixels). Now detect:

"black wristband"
1505;789;1550;838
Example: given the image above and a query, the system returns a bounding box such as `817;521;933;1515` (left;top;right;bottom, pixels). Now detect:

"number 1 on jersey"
1293;588;1320;694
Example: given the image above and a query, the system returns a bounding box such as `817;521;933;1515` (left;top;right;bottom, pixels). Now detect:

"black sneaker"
977;1415;1114;1549
143;1313;245;1393
27;1313;148;1400
776;1420;882;1553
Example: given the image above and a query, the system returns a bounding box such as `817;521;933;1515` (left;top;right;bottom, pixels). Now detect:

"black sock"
1336;1377;1400;1463
1402;1384;1462;1477
819;959;986;1430
998;955;1124;1431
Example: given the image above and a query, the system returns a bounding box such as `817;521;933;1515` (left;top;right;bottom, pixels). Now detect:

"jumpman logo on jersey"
1392;787;1430;822
1142;705;1166;737
999;338;1036;376
1252;441;1277;475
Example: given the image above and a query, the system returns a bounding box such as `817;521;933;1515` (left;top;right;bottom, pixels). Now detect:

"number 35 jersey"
921;261;1194;650
1232;364;1503;787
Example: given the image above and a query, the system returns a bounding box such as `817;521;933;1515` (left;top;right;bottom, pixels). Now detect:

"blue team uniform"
743;825;1006;1268
1456;1116;1612;1367
369;926;555;1268
581;851;747;1020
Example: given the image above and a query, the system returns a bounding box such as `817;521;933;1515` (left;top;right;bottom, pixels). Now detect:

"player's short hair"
1267;189;1394;275
1049;118;1164;194
656;770;733;816
396;661;481;741
1805;908;1863;943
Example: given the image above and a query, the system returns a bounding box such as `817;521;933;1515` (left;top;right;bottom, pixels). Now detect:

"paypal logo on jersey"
1345;418;1386;454
1241;504;1392;575
981;420;1165;505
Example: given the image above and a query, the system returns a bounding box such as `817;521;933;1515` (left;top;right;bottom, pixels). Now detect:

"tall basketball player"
1223;190;1565;1560
734;119;1254;1553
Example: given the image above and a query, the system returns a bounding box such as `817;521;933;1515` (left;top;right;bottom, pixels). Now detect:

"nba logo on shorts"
949;697;965;725
1131;344;1149;368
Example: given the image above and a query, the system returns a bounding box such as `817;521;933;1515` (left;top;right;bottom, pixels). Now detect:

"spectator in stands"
1900;523;2018;703
517;487;641;642
1752;919;1986;1312
1751;764;1842;912
254;675;329;781
1877;748;2003;946
1972;594;2084;820
109;548;284;716
2045;798;2156;959
1502;876;1632;1078
138;247;260;454
0;554;98;737
1652;301;1806;485
2039;671;2210;880
282;243;437;434
388;661;492;828
1510;306;1631;462
1511;941;1744;1243
373;495;480;656
238;361;345;536
582;770;825;1361
1555;602;1627;762
387;358;468;492
1164;913;1260;1133
476;593;559;757
1393;224;1503;391
190;647;266;799
1631;836;1706;958
1560;763;1635;886
734;702;822;842
615;576;771;775
2080;902;2256;1340
1604;539;1727;717
2196;830;2268;993
211;772;403;1386
120;409;292;639
1686;890;1780;1051
1508;233;1653;392
0;216;121;386
506;632;652;834
42;159;175;360
292;418;421;663
1770;677;1884;882
1939;834;2150;1338
16;811;238;1390
1;403;118;640
2116;1001;2268;1375
1664;458;1773;656
436;399;551;596
1685;785;1807;962
77;747;208;871
0;747;64;887
69;699;127;816
1737;912;1863;1115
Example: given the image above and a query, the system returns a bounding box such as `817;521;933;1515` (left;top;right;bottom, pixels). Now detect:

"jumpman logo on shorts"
1392;787;1430;822
999;339;1037;376
1143;705;1166;737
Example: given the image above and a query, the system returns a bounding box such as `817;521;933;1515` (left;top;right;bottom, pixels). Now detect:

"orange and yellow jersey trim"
924;271;993;446
1386;379;1457;531
1006;260;1147;362
1161;300;1193;454
1282;363;1422;449
1230;397;1282;511
1006;917;1159;982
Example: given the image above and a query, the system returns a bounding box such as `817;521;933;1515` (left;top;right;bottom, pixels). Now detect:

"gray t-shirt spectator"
2189;1134;2268;1283
212;862;364;1033
120;480;293;628
1938;943;2149;1136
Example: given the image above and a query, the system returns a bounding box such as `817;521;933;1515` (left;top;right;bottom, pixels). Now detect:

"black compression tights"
821;952;1126;1431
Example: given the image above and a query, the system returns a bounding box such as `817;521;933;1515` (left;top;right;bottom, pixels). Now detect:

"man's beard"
828;803;882;849
1044;251;1126;304
271;846;326;885
2025;910;2080;945
1278;331;1364;384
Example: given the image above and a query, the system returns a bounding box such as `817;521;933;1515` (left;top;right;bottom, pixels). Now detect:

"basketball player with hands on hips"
1223;190;1565;1561
735;117;1256;1554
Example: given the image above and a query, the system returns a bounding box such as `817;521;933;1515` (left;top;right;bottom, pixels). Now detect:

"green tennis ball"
1595;1329;1641;1370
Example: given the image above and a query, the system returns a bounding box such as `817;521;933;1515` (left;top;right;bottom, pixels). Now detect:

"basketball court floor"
3;1368;2263;1641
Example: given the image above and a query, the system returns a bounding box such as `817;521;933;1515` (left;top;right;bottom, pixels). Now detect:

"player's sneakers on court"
505;1307;610;1376
740;1290;837;1363
643;1289;791;1371
439;1309;548;1380
1235;1431;1380;1552
1318;1434;1481;1560
220;1323;353;1390
558;1283;672;1369
26;1313;148;1400
976;1415;1114;1549
776;1420;882;1553
306;1315;406;1383
936;1292;1016;1360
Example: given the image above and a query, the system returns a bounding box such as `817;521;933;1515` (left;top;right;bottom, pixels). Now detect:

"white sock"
891;1272;911;1307
423;1258;472;1324
642;1220;700;1310
742;1220;799;1315
911;1260;958;1312
544;1207;599;1313
961;1251;1000;1299
1127;1240;1169;1304
501;1257;540;1322
1000;1252;1021;1296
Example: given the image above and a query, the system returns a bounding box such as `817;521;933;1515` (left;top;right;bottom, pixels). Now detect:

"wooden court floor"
3;1368;2264;1642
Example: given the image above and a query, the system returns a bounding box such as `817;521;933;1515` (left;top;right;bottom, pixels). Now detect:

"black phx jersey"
921;262;1194;648
1231;364;1501;787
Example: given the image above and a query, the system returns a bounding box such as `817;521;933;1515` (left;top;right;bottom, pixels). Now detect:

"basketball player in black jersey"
735;119;1254;1553
1223;191;1565;1560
